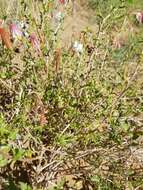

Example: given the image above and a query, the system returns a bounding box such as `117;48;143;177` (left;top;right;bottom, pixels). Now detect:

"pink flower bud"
136;12;143;24
9;23;23;40
59;0;65;4
29;33;41;55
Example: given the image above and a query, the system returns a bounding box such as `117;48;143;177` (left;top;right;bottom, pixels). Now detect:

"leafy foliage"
0;0;143;189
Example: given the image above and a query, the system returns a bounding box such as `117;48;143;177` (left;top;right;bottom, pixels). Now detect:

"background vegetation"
0;0;143;189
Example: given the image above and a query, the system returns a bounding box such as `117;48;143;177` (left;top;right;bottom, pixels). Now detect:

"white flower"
136;12;143;24
55;11;64;22
73;41;83;53
18;20;29;37
16;134;21;140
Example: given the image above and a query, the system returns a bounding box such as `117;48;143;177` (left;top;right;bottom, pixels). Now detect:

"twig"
109;63;140;118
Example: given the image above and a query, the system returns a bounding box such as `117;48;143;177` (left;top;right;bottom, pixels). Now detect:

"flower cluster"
0;0;71;53
0;19;41;54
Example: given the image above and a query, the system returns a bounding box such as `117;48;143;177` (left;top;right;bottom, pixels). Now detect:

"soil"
58;0;98;46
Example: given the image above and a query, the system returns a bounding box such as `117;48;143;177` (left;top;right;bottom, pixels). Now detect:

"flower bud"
29;33;41;55
9;23;23;40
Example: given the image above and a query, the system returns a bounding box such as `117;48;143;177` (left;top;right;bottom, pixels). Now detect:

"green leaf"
128;0;133;4
13;148;25;161
19;182;32;190
0;155;8;167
